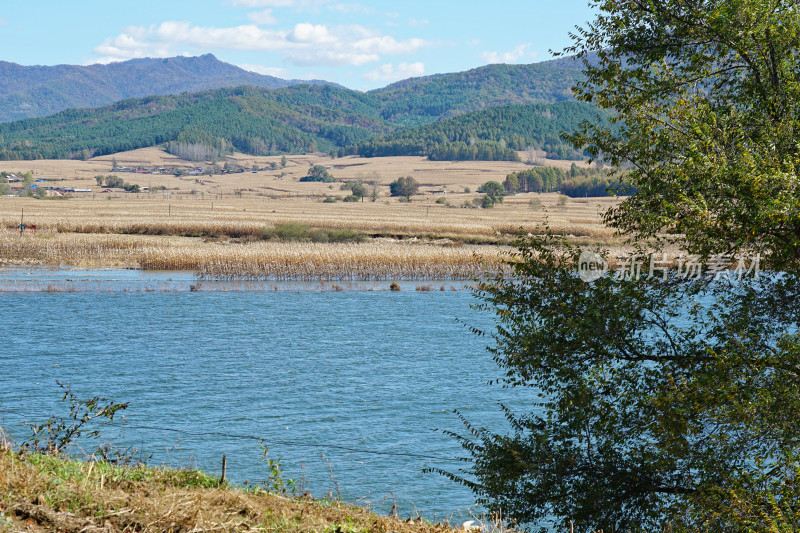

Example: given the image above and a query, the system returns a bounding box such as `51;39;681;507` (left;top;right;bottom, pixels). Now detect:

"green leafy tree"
565;0;800;270
341;180;368;199
503;174;520;194
389;176;419;200
478;181;505;204
300;165;334;183
437;0;800;531
440;235;800;532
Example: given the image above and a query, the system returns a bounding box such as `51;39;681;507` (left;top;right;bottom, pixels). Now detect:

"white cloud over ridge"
93;21;428;67
239;63;289;78
481;43;533;64
363;62;424;82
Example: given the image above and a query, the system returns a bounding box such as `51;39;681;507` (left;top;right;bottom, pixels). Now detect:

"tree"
565;0;800;270
280;155;287;168
478;181;505;204
370;179;380;202
389;176;419;200
299;165;334;183
341;180;368;200
437;1;800;530
440;234;800;532
503;174;520;195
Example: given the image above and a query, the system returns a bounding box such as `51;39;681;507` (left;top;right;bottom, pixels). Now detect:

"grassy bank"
0;447;463;533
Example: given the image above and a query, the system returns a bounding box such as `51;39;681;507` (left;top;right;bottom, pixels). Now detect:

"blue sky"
1;1;596;90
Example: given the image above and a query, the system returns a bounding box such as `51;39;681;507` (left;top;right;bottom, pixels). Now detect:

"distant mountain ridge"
0;54;337;123
368;53;592;127
0;54;602;162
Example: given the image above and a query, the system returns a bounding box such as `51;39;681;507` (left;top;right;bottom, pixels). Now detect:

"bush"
260;223;365;243
342;194;360;202
263;223;309;241
480;194;496;208
300;165;334;182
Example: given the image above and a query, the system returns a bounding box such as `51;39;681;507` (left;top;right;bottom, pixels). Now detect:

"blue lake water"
0;268;536;521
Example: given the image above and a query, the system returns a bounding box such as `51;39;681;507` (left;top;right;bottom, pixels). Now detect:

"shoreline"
0;267;483;293
0;447;469;533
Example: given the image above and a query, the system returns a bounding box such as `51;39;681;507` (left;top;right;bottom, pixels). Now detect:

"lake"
0;268;537;521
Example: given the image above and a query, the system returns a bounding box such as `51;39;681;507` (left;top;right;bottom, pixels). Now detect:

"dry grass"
0;227;502;281
0;150;625;277
1;148;594;195
146;242;505;281
0;194;618;243
0;446;463;533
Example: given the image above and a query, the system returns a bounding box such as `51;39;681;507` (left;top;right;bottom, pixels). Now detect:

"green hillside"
0;85;390;160
345;102;608;161
0;58;602;162
369;62;585;127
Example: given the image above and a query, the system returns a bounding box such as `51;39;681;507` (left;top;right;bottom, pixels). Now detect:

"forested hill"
346;102;609;161
0;85;391;160
0;56;604;161
0;54;336;123
369;58;586;127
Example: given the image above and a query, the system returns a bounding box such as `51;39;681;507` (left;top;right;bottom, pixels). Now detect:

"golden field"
0;149;624;279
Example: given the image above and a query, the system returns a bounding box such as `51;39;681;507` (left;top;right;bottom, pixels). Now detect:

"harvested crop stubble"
140;242;505;281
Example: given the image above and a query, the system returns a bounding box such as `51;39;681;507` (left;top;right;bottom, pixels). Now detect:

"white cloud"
93;21;429;68
239;63;289;78
408;18;429;27
363;62;424;83
481;44;533;64
230;0;296;7
247;9;277;25
287;22;334;43
329;3;374;14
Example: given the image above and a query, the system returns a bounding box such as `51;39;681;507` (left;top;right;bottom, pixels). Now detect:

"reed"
141;242;505;281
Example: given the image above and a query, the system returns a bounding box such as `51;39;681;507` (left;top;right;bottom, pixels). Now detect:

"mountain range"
0;54;602;162
0;54;336;123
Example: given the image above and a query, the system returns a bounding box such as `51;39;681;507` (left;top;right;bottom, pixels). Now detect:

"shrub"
260;223;364;243
300;165;334;182
480;194;496;208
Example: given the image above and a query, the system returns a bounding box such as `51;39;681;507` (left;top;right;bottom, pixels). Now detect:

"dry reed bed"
0;229;504;280
142;242;505;281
